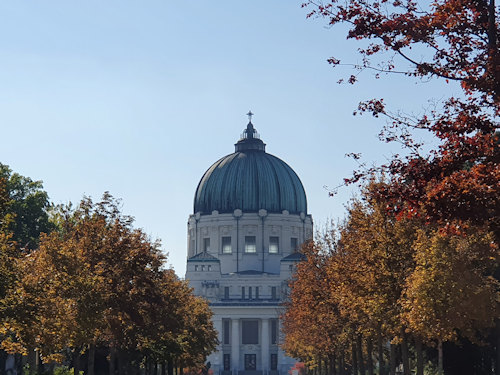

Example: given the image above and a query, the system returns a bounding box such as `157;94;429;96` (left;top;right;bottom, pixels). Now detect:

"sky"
0;1;460;276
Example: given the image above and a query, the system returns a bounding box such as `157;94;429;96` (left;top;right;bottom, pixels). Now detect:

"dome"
194;119;307;215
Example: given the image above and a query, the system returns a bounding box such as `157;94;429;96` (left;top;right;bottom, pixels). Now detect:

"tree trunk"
36;350;43;375
148;358;153;375
437;339;443;374
415;337;423;375
88;343;96;375
15;354;23;375
366;337;373;375
167;359;174;375
339;350;345;375
352;342;358;375
0;350;6;375
27;348;37;374
377;327;384;375
74;350;81;375
118;349;127;375
330;354;336;375
357;334;365;375
496;319;500;375
161;362;166;375
389;343;396;375
400;330;410;375
109;346;117;375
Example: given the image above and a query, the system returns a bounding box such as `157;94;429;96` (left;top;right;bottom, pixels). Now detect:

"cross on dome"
246;110;254;123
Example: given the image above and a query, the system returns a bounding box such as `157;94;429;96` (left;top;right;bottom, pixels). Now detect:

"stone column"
232;318;240;373
277;319;287;373
261;319;270;374
213;319;223;370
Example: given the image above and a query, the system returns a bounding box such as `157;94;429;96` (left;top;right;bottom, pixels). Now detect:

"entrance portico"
207;304;284;375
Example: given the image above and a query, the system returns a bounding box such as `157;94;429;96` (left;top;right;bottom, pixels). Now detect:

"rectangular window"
194;265;198;271
255;287;259;299
201;265;205;271
269;236;279;253
242;286;245;299
271;354;278;370
221;236;232;254
223;320;230;345
203;238;211;252
271;319;278;344
249;286;252;300
242;321;259;344
244;236;256;253
207;265;212;271
271;286;277;300
224;286;229;299
291;237;298;252
223;354;231;371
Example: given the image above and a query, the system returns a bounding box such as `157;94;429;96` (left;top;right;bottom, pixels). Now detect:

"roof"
281;252;306;262
193;123;307;215
235;270;265;275
187;251;220;262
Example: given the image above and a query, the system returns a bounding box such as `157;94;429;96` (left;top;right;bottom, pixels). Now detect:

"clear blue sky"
0;1;459;276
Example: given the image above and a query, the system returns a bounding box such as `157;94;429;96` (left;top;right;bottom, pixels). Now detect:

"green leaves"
0;163;53;249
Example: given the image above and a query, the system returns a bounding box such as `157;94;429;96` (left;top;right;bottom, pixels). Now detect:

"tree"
1;193;218;375
302;0;499;235
0;164;54;373
303;0;499;233
303;1;499;371
0;163;54;249
333;182;422;375
282;238;346;372
283;179;499;374
402;227;499;373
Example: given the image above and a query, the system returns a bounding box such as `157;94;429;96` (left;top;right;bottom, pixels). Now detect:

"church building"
185;114;313;375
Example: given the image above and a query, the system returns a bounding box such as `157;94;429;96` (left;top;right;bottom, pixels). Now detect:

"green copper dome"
194;121;307;215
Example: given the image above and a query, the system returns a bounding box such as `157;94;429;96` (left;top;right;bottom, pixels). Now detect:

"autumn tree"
1;193;217;375
402;227;500;373
330;181;423;375
0;164;54;312
303;0;499;371
174;288;218;370
0;164;54;372
282;238;346;372
284;180;499;374
302;0;499;255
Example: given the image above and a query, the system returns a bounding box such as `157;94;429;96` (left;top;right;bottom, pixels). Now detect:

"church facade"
185;115;313;375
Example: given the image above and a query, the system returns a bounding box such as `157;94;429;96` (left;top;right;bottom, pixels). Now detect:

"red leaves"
355;98;386;117
305;0;499;103
304;0;499;238
327;57;341;65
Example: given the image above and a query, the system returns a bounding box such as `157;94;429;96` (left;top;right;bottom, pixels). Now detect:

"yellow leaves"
285;179;499;361
1;194;217;366
402;226;499;343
